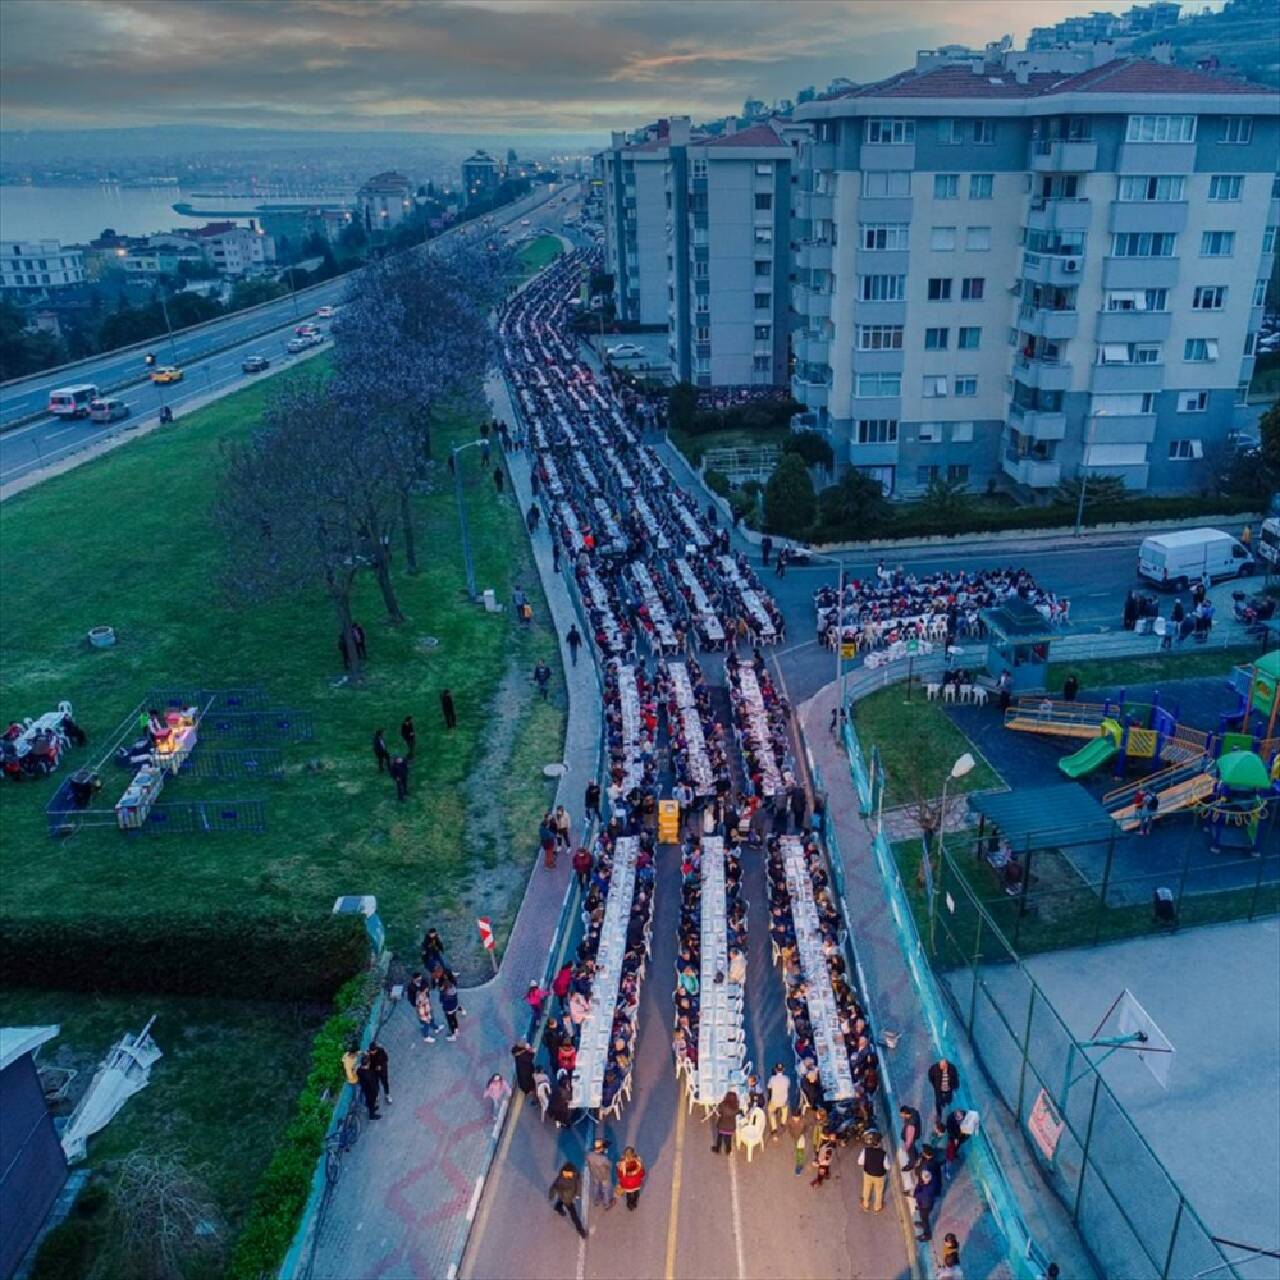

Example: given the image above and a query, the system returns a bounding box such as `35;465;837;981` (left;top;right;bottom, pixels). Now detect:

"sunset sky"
0;0;1229;135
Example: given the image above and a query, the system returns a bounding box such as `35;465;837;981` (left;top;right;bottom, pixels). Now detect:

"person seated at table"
799;1066;825;1114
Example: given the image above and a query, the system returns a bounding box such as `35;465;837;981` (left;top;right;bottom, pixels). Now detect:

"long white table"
674;559;725;644
631;563;678;650
633;495;671;552
612;662;647;793
667;662;714;796
583;566;625;655
695;837;746;1103
571;835;639;1109
730;664;786;797
779;837;855;1102
719;555;777;642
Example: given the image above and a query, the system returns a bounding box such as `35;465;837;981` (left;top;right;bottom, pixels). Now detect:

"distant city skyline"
0;0;1228;136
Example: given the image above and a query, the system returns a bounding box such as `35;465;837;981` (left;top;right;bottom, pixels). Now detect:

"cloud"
0;0;1224;136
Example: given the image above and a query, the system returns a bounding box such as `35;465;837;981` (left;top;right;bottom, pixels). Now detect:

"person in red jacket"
616;1146;646;1211
552;962;574;1010
571;846;592;890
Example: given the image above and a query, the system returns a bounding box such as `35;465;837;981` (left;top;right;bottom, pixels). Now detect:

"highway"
0;181;578;482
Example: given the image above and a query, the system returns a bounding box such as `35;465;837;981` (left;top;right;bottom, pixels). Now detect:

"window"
1024;227;1085;256
866;118;915;144
938;119;993;145
1256;279;1269;307
1039;174;1080;200
938;119;963;145
1208;175;1243;201
969;174;994;200
923;376;948;398
754;227;773;244
1200;231;1235;258
861;223;910;250
1265;227;1278;254
1125;114;1196;143
961;277;984;300
1220;116;1252;144
934;174;959;200
1237;381;1251;405
1135;344;1161;364
1168;439;1204;460
1116;175;1185;202
693;260;708;279
856;372;901;397
971;120;994;145
927;277;952;301
1183;337;1219;362
1178;391;1209;413
754;324;771;340
857;323;904;350
958;326;981;350
862;170;910;197
930;226;957;251
1111;232;1176;258
1104;288;1168;312
1245;331;1257;356
924;327;949;350
1093;392;1155;415
965;226;991;251
954;376;977;397
947;464;971;483
753;355;772;372
856;418;898;444
754;292;771;310
917;465;940;486
859;274;906;302
754;259;771;277
917;423;943;443
1098;343;1161;365
1192;285;1226;311
754;192;773;211
755;162;772;176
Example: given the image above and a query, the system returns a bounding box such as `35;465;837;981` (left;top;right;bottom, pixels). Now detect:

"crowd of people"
726;648;793;799
815;565;1063;655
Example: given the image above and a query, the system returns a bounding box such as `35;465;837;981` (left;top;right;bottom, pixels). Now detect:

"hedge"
227;970;377;1280
0;913;369;1002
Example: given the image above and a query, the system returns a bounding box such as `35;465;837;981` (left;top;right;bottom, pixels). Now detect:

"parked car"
606;342;646;361
88;398;129;424
1138;528;1254;591
242;355;271;373
150;366;183;384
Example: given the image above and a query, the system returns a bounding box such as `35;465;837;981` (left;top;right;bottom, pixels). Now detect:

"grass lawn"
0;988;322;1235
0;369;565;974
1045;645;1263;695
517;233;563;276
669;424;790;469
852;686;1001;806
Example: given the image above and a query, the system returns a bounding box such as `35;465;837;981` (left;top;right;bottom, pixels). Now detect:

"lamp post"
929;751;975;955
158;292;179;365
1073;414;1097;537
451;438;488;601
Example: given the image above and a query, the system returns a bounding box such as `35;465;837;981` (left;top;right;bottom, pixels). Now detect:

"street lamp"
451;437;489;600
158;292;179;365
929;751;975;955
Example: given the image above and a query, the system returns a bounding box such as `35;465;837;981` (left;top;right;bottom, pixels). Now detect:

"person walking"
786;1108;809;1175
493;466;505;493
997;670;1012;714
355;1052;381;1120
859;1129;888;1212
616;1147;646;1211
566;624;583;666
389;754;409;801
900;1103;923;1161
414;985;438;1044
938;1233;965;1280
533;1065;552;1119
713;1090;739;1154
810;1134;835;1188
572;844;592;890
584;780;601;823
512;1041;536;1100
927;1057;960;1123
1062;674;1079;703
372;728;390;772
440;688;458;730
549;1162;589;1239
352;622;367;660
766;1063;791;1140
534;661;552;700
761;535;773;567
439;981;464;1041
587;1137;615;1211
1139;788;1158;836
482;1073;511;1119
400;715;416;758
913;1167;939;1241
367;1039;392;1106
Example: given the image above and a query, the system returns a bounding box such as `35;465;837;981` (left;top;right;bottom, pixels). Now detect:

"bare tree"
91;1152;223;1280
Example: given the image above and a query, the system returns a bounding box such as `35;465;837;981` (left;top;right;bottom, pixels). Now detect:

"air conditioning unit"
1063;257;1081;273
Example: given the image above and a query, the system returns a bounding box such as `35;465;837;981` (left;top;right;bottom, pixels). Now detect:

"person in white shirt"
766;1064;791;1140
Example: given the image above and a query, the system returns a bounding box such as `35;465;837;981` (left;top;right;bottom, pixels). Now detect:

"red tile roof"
1042;57;1268;95
703;123;786;148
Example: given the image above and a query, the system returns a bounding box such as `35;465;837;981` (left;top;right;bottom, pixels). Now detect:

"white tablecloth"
668;662;714;796
631;563;678;650
696;837;746;1102
674;559;724;643
718;556;776;641
730;665;785;797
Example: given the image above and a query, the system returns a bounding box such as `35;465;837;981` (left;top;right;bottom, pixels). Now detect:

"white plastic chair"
943;684;957;703
925;683;941;702
959;684;974;704
736;1107;767;1162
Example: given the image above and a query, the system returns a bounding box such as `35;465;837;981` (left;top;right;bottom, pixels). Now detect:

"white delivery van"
1138;528;1254;590
48;384;99;418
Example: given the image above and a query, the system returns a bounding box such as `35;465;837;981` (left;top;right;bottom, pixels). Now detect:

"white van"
1138;528;1254;590
48;384;99;418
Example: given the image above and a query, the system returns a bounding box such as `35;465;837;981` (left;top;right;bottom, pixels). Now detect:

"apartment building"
0;240;84;296
600;117;792;386
461;151;501;206
791;52;1279;497
189;221;276;277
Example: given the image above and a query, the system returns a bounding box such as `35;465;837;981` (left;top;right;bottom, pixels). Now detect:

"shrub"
783;430;835;470
704;469;732;498
668;382;699;435
227;971;378;1280
763;454;816;537
0;914;368;1002
30;1218;98;1280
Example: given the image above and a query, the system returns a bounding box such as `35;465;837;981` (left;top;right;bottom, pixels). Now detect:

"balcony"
1102;257;1179;291
1009;403;1066;442
809;142;836;170
792;286;831;320
808;191;834;221
1030;139;1098;172
796;240;833;271
792;375;829;410
1109;201;1188;236
1003;450;1062;488
1095;310;1172;343
1018;305;1078;341
1116;142;1196;176
1021;251;1085;287
1090;361;1164;393
1089;413;1157;445
1026;197;1093;234
1014;354;1073;392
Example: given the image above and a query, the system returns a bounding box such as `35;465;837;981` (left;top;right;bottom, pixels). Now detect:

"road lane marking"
460;1086;523;1279
727;1151;745;1280
663;1087;687;1280
466;1174;485;1222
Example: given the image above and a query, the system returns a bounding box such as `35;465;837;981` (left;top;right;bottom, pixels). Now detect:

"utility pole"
451;438;487;600
158;293;179;365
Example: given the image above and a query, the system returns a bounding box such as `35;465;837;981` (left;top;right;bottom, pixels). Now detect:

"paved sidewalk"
800;677;1099;1280
303;374;602;1280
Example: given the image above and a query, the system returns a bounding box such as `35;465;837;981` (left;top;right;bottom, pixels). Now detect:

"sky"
0;0;1228;137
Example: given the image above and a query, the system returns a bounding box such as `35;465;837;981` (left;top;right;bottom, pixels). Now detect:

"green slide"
1058;737;1119;779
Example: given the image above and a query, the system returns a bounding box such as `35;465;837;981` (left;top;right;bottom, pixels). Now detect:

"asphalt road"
0;180;578;479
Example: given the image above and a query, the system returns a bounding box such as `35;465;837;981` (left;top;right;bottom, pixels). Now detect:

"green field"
517;232;563;276
669;424;790;468
0;371;564;972
1046;646;1264;695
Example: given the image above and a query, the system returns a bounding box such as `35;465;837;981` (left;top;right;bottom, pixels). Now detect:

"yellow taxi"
150;366;184;384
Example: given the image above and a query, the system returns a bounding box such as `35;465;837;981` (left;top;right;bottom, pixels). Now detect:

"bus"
48;384;99;419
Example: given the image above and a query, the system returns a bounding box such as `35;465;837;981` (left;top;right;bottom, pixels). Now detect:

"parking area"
585;330;671;380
